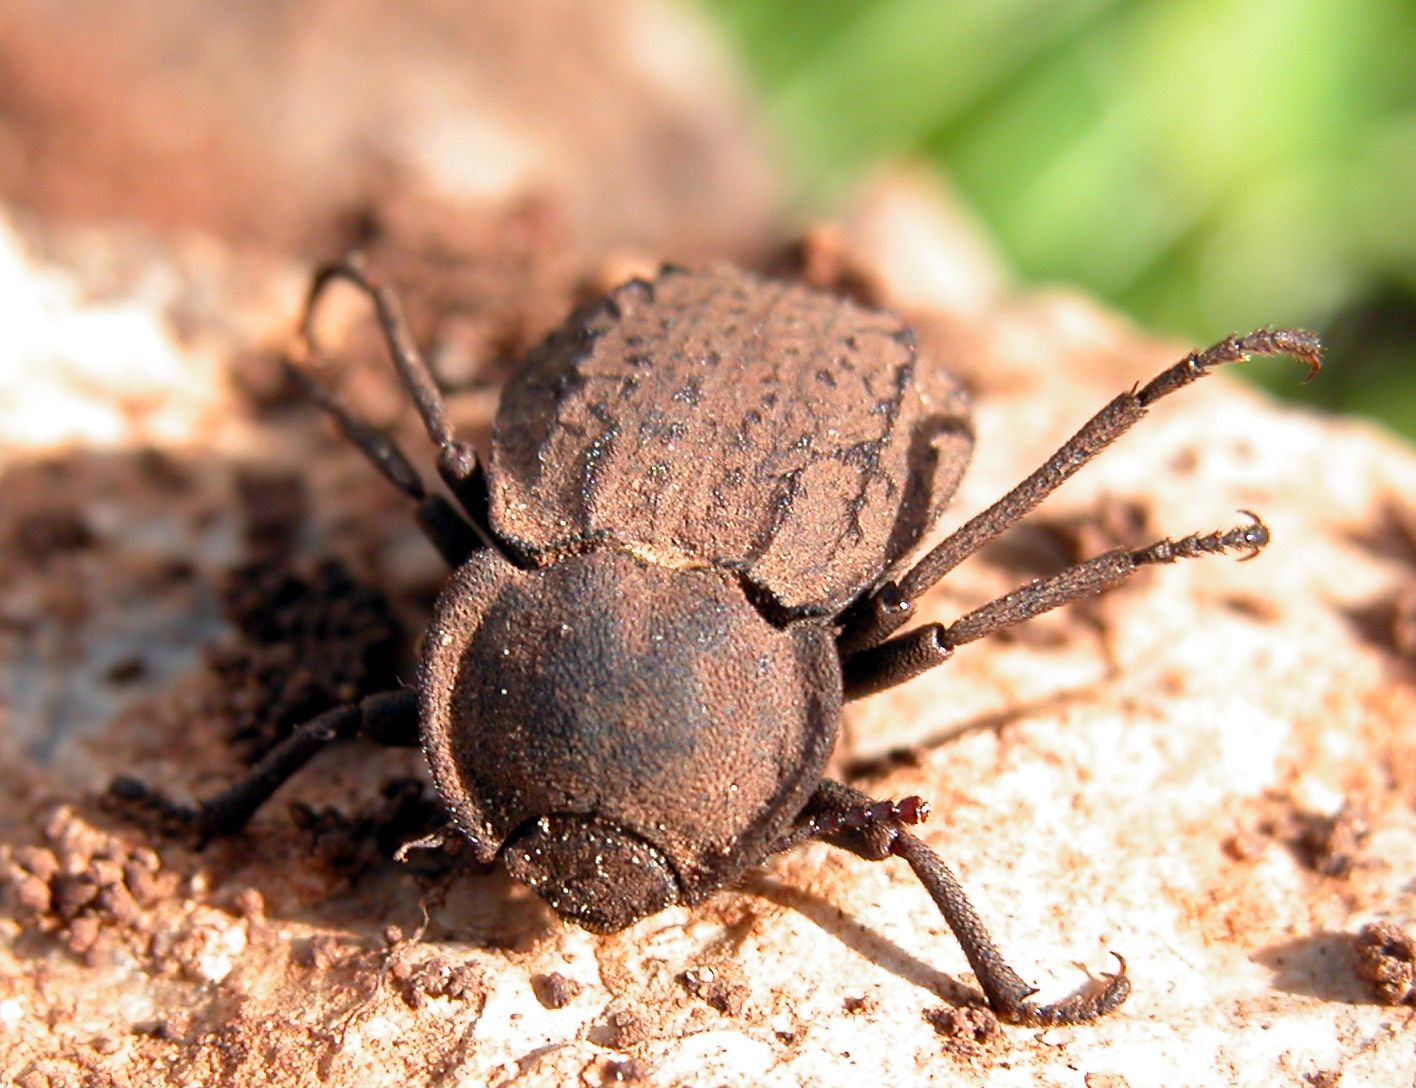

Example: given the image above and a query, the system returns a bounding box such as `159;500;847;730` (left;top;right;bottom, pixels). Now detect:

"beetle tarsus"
891;828;1131;1024
1128;511;1270;567
990;953;1131;1026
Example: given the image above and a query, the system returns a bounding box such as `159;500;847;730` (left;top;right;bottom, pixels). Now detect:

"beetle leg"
783;779;1130;1025
771;788;931;857
293;254;502;555
841;623;953;700
842;514;1270;698
106;689;418;845
839;328;1322;652
282;361;480;566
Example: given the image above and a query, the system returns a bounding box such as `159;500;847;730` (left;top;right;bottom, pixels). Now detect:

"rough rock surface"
2;7;1415;1088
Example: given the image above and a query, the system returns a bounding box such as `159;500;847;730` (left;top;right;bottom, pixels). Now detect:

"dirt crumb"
10;506;95;564
1296;804;1370;878
678;964;748;1017
210;555;400;759
1355;921;1416;1006
294;933;348;971
600;1005;654;1049
532;970;584;1009
924;1004;1000;1044
0;805;183;967
205;468;403;763
389;955;487;1011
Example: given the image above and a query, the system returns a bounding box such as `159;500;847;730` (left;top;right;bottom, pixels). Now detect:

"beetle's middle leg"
842;513;1269;699
772;778;1129;1025
837;328;1322;656
107;689;419;844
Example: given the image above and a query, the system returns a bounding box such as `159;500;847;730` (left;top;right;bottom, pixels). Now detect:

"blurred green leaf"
700;0;1416;440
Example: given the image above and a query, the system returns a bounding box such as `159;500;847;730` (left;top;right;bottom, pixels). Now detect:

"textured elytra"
491;265;974;616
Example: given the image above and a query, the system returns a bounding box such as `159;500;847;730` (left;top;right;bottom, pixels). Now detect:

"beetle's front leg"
779;779;1130;1025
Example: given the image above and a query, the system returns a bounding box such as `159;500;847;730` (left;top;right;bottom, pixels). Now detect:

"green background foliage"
699;0;1416;439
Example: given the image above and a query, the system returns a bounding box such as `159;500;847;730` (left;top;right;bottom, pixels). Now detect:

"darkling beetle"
112;258;1321;1025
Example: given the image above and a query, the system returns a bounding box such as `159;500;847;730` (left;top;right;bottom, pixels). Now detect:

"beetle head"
501;813;677;932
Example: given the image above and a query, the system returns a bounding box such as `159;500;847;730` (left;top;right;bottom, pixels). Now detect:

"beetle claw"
103;776;210;845
999;953;1130;1026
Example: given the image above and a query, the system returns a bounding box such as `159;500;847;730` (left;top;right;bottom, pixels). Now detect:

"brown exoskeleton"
113;259;1320;1024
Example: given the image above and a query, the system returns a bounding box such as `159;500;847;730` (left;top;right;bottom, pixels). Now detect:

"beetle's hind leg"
282;361;481;566
842;513;1270;699
292;254;503;560
776;779;1129;1025
107;690;419;845
838;328;1322;656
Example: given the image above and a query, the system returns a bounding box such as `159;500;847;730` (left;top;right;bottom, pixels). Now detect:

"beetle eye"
503;814;679;934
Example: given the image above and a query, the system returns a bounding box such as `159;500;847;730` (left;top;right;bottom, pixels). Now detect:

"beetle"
111;257;1321;1024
